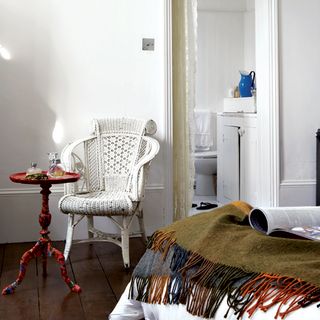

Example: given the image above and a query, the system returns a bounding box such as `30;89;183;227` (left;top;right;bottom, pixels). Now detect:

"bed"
109;283;319;320
109;202;320;320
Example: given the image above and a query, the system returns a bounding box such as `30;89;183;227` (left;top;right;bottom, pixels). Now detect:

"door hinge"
238;128;245;137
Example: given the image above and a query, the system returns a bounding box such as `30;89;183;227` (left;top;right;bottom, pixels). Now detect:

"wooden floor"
0;239;146;319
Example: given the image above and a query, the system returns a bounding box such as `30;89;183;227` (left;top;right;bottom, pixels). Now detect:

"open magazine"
249;206;320;240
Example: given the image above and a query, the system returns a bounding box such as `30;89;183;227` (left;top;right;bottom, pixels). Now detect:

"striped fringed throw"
129;201;320;319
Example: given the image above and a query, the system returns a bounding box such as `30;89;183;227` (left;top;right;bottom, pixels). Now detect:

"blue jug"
239;70;255;97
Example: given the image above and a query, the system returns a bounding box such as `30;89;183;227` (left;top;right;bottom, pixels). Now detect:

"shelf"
223;97;256;113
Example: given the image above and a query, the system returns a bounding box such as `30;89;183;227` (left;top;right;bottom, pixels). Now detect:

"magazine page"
288;226;320;240
249;206;320;236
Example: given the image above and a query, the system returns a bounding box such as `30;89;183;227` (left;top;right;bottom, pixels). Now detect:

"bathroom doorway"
192;0;256;212
165;0;279;220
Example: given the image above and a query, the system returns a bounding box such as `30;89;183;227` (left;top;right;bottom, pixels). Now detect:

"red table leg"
2;182;81;295
48;243;81;293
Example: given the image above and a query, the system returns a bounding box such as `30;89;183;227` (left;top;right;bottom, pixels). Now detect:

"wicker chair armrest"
130;136;160;200
61;136;96;195
61;137;95;170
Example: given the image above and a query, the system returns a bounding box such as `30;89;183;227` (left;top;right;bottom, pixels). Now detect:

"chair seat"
59;191;139;216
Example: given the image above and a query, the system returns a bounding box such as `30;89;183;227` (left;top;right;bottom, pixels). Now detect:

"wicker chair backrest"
85;118;152;194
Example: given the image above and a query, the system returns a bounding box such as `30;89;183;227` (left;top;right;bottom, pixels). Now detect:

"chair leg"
87;216;94;239
64;214;75;261
121;216;130;268
138;210;147;244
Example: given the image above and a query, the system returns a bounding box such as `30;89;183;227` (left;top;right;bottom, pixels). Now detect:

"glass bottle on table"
48;152;65;177
26;162;42;177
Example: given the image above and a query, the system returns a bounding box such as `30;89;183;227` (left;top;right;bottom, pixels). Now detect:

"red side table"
2;172;81;295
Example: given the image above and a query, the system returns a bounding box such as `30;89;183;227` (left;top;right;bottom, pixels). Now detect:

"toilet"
194;109;217;196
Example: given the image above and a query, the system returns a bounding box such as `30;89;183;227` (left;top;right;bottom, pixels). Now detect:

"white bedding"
109;282;320;320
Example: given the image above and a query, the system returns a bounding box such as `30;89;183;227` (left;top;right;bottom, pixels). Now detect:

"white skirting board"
0;186;165;243
279;180;316;206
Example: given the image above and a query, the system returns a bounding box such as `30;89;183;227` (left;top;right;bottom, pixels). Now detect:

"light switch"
142;38;155;51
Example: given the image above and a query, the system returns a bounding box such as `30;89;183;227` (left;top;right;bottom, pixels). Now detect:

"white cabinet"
220;125;240;202
217;113;258;206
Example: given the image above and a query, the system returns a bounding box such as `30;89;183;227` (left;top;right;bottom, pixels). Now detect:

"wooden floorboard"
94;238;146;300
0;239;147;319
37;241;85;320
0;243;40;319
0;244;4;276
0;244;4;259
68;243;119;320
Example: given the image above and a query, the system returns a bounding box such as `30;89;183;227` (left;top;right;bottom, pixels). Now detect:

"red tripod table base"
2;172;81;295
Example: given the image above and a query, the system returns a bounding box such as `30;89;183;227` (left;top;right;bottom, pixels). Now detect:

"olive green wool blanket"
129;201;320;319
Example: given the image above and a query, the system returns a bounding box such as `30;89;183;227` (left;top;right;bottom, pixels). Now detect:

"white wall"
196;0;255;112
0;0;167;242
196;10;244;112
279;0;320;205
243;1;255;72
197;0;247;12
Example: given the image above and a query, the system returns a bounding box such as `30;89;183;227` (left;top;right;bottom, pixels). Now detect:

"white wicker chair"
58;118;160;268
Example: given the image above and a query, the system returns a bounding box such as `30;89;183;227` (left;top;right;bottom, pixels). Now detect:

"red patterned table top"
10;172;80;185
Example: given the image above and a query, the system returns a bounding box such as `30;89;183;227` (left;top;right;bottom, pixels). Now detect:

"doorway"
164;0;279;220
193;0;256;211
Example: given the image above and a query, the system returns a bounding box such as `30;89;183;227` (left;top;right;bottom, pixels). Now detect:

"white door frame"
164;0;174;225
255;0;280;206
164;0;280;217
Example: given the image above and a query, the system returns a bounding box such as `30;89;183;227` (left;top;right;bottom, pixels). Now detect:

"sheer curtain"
172;0;197;221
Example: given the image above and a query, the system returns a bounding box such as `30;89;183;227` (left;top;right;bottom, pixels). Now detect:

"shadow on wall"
0;5;60;186
0;59;57;184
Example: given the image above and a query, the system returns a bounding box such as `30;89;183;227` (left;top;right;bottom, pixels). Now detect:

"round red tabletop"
10;172;80;185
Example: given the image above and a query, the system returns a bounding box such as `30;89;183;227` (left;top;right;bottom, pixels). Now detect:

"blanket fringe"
148;230;176;260
131;230;320;319
236;274;320;319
